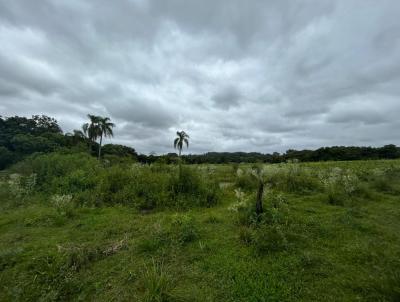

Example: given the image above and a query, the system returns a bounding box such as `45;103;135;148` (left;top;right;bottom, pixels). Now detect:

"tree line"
1;114;399;169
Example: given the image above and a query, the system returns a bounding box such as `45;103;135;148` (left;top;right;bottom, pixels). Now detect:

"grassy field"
0;157;400;301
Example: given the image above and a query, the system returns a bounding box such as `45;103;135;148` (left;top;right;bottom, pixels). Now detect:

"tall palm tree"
82;114;101;155
97;117;115;159
174;131;189;157
82;114;101;143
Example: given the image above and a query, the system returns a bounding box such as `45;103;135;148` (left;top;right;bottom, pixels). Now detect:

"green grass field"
0;158;400;301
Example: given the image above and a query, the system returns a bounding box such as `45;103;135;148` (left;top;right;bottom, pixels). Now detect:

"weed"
141;259;173;302
170;214;198;244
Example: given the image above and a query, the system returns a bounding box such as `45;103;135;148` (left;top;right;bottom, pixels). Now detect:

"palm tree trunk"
178;147;183;179
87;138;92;154
98;133;103;160
256;181;264;215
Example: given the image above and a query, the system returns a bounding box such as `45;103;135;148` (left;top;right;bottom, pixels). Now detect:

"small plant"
204;214;221;224
319;167;360;205
138;223;170;253
252;224;288;254
170;214;198;244
231;163;240;175
261;193;289;226
228;189;256;225
6;173;36;202
277;164;319;193
51;194;74;217
238;227;253;245
141;259;172;302
228;189;248;212
235;168;258;191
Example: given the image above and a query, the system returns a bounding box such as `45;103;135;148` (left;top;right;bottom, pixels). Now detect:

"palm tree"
82;114;101;143
82;114;101;155
174;131;189;157
97;117;115;159
82;115;114;159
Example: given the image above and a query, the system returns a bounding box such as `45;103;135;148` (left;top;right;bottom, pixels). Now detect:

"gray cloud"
0;0;399;154
212;85;242;109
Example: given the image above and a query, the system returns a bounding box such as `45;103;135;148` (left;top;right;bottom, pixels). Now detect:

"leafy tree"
31;115;62;134
101;144;137;159
10;134;56;154
0;146;16;169
174;131;189;157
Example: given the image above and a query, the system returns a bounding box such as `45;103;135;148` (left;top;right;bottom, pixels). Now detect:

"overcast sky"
0;0;400;154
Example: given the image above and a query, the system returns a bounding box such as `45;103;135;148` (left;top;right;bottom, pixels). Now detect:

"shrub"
170;214;198;245
235;168;258;191
204;214;222;224
94;164;171;208
7;154;221;210
319;167;360;205
169;165;221;208
238;227;253;245
260;193;289;226
11;152;100;193
273;164;320;193
57;169;98;195
228;189;256;225
130;165;170;209
137;223;170;253
95;166;135;205
51;194;74;217
25;254;81;301
371;167;400;194
0;146;18;170
0;173;37;207
252;224;288;254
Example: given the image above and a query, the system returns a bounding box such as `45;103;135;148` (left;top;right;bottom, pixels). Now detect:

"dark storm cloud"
1;0;400;154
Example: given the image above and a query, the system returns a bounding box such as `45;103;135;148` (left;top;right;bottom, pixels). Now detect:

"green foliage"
95;164;170;208
370;166;400;194
0;173;37;208
169;165;221;208
252;224;288;254
0;146;17;169
203;214;222;224
181;145;400;164
238;226;253;245
319;167;361;205
140;259;173;302
1;156;400;301
260;193;290;225
273;164;321;193
235;168;258;191
11;134;57;154
170;214;198;244
51;194;75;217
12;152;99;191
101;144;137;158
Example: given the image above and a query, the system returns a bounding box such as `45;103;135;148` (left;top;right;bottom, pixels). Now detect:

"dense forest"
1;114;399;169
